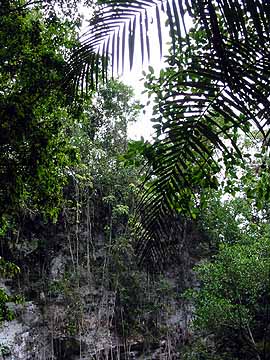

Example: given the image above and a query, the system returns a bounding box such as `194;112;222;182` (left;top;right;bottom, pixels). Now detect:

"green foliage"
199;194;243;245
0;344;11;356
0;258;22;323
181;338;228;360
120;139;152;170
0;289;15;323
0;258;20;278
47;272;85;336
112;264;175;338
0;2;81;227
178;138;270;359
192;237;270;327
185;196;270;358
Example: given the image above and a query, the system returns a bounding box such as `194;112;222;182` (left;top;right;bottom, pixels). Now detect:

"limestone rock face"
0;320;25;359
0;302;52;360
20;302;41;327
0;215;205;359
50;255;67;282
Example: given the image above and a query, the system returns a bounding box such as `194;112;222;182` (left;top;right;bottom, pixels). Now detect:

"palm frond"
66;0;187;91
66;0;269;92
135;26;270;266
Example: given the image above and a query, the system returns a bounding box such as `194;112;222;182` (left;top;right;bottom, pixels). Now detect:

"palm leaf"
135;10;270;266
66;0;269;92
66;0;188;91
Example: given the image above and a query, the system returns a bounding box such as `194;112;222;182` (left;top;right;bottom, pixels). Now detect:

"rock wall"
0;213;208;359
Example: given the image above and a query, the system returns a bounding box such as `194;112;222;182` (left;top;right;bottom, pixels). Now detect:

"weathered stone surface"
0;215;204;359
0;301;50;360
16;302;40;327
50;255;67;281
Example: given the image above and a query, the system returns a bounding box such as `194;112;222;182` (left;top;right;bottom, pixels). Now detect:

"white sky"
118;8;170;141
122;49;166;141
